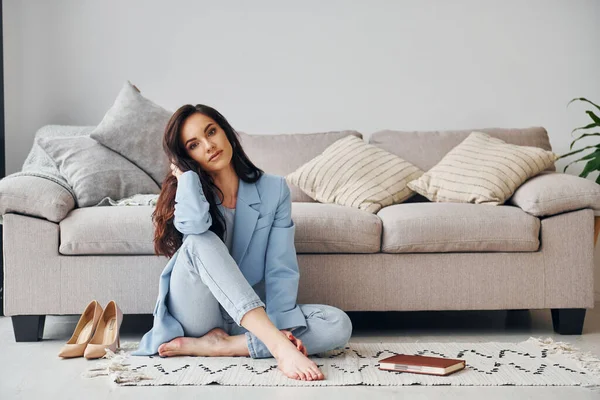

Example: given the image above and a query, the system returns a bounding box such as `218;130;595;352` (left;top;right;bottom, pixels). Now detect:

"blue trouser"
166;231;353;359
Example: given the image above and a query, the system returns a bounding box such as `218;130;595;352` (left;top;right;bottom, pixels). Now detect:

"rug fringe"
81;342;152;383
526;336;600;378
120;341;140;351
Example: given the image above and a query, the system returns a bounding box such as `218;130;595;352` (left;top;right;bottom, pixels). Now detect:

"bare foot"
274;340;324;381
158;328;230;357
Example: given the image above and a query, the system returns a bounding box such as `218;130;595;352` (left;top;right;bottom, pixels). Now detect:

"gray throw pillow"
90;81;173;186
38;136;160;208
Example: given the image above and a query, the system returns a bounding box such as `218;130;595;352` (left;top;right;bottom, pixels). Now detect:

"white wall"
4;0;600;298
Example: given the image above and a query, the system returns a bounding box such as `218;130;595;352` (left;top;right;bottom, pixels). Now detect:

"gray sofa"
1;125;598;342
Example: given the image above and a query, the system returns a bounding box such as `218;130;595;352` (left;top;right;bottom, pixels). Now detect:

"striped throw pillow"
286;135;424;213
406;131;558;205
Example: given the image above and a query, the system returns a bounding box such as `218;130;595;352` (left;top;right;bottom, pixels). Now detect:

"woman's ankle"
268;332;297;359
222;334;251;357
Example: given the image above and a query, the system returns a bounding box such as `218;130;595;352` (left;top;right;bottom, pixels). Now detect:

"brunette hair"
152;104;263;258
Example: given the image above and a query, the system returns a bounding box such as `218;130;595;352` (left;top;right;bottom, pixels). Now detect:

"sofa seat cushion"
60;203;383;255
377;203;540;253
60;206;155;255
292;203;382;253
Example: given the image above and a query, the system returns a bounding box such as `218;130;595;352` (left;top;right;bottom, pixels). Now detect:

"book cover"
378;354;466;376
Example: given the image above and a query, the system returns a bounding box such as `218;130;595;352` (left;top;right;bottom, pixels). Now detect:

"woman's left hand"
170;162;184;180
281;329;307;356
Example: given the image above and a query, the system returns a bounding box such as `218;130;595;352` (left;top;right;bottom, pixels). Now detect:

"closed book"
378;354;465;376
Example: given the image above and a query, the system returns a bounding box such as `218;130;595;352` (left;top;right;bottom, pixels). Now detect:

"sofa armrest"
509;171;600;217
0;174;75;223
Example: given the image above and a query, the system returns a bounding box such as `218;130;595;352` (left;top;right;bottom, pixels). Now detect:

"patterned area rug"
83;337;600;387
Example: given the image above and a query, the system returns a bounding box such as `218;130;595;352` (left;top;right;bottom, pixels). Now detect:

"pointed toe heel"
83;300;123;360
58;300;103;359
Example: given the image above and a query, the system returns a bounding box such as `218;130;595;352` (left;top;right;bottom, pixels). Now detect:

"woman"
132;104;353;381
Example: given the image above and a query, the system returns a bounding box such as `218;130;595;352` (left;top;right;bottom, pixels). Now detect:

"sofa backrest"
239;130;363;202
32;125;552;204
369;127;555;173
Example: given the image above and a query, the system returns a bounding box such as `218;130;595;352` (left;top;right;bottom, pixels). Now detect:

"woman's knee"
182;230;220;251
332;308;353;347
311;305;353;349
180;231;228;268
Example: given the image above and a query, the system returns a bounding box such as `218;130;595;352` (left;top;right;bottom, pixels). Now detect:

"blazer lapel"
232;177;260;265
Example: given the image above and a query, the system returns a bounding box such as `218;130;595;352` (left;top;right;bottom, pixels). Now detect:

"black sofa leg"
551;308;586;335
12;315;46;342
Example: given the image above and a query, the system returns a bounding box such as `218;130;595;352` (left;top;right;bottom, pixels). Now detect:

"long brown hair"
153;104;263;258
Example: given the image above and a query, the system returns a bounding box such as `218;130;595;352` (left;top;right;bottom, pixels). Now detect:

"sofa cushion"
406;132;557;205
377;202;540;253
59;202;382;255
21;125;96;199
89;81;173;186
286;135;424;213
370;126;556;172
291;203;382;253
0;174;75;223
38;136;160;208
239;130;362;202
510;171;600;216
59;206;155;255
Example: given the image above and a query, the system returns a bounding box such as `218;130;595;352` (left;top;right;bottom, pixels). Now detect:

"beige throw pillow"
509;171;600;216
286;135;424;213
407;131;558;205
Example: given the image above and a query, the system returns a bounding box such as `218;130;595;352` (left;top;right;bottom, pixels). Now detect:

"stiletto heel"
83;300;123;360
58;300;103;358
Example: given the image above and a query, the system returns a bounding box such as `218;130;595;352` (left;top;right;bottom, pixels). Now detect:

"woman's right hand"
170;162;184;180
281;329;307;356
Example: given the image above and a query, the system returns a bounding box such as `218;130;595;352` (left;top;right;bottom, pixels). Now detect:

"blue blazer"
132;170;307;356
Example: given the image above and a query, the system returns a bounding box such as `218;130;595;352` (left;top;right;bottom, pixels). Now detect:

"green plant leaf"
596;174;600;184
569;97;600;112
571;123;600;136
571;121;600;136
562;149;600;172
558;144;600;160
587;110;600;125
570;132;600;150
580;156;600;178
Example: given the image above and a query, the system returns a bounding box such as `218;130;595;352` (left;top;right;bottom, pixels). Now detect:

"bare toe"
293;369;303;380
310;366;323;380
284;368;300;380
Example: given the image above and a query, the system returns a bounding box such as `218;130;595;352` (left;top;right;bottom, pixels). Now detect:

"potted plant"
557;97;600;182
557;97;600;245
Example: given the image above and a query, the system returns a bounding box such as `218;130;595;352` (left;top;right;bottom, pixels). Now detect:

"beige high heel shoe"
58;300;103;358
83;300;123;360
